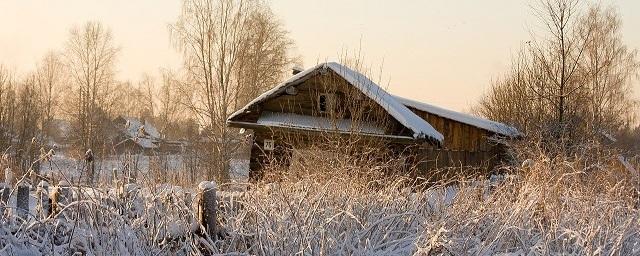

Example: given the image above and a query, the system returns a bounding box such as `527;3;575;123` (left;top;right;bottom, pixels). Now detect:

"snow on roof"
121;116;161;139
393;95;521;137
228;62;444;143
143;120;161;139
257;111;386;135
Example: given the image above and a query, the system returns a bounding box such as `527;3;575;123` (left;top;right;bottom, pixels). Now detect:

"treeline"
0;0;298;181
477;0;639;151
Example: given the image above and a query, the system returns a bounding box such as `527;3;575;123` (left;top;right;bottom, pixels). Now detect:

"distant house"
227;62;521;178
112;116;185;155
112;116;160;155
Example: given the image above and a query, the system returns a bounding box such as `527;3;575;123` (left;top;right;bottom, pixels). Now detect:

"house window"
318;93;335;113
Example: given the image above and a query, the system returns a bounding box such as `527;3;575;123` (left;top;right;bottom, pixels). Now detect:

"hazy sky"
1;0;639;112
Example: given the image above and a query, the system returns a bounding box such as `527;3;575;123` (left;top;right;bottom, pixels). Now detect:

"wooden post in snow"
37;181;50;218
184;191;192;208
0;182;9;213
16;182;30;218
51;180;71;215
60;181;71;205
85;149;94;185
4;167;13;186
197;181;217;238
111;168;119;187
50;185;60;215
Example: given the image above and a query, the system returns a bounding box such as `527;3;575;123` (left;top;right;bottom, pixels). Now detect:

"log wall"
406;107;494;152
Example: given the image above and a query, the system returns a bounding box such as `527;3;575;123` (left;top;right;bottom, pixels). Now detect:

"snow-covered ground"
38;152;250;183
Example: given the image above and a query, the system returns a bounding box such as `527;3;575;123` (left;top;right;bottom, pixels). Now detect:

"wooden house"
227;62;521;178
112;117;161;155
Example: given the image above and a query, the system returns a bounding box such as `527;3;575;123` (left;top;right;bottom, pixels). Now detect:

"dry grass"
1;141;640;255
214;142;640;255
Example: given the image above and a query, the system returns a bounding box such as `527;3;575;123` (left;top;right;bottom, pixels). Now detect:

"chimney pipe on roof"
292;66;304;75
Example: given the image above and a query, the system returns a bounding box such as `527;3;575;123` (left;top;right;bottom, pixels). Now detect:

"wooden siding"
235;71;412;138
406;106;493;152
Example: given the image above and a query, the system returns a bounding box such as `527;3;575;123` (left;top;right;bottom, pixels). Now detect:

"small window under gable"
318;93;335;113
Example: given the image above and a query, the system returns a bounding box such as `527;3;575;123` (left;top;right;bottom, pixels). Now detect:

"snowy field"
38;153;250;184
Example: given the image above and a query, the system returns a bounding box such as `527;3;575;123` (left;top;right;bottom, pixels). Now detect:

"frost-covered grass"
215;150;640;255
0;184;201;255
1;144;639;255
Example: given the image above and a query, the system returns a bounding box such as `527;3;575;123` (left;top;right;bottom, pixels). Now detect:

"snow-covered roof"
143;120;161;139
393;95;521;137
121;116;161;139
111;116;166;151
228;62;444;143
257;111;386;135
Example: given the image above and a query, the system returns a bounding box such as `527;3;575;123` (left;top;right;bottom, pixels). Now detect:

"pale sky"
1;0;639;112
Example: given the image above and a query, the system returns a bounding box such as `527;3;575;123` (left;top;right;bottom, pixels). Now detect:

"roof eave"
227;120;418;142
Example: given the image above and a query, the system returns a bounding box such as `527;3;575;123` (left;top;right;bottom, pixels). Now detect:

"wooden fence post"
184;191;192;208
0;182;9;213
16;182;30;218
197;181;217;239
4;167;13;185
111;168;119;187
51;181;71;215
59;180;71;206
85;149;94;185
37;181;50;218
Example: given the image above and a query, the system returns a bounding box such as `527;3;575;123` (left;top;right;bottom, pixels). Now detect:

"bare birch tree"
576;5;638;135
0;66;15;135
36;52;66;138
157;69;184;138
233;7;295;108
0;66;17;151
138;73;156;120
15;74;42;172
64;21;119;153
170;0;294;181
477;1;638;146
0;67;46;174
528;0;591;137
